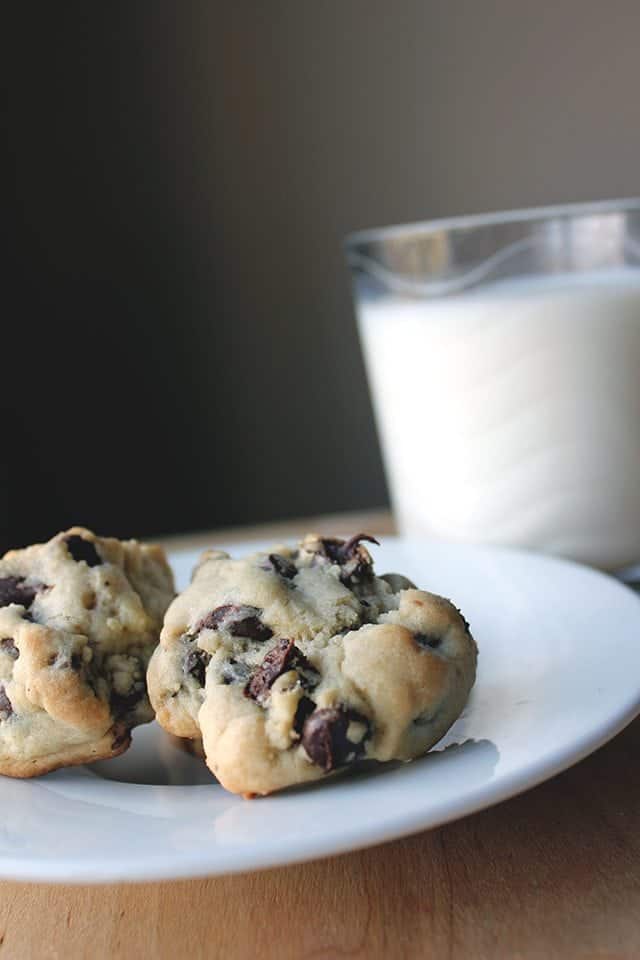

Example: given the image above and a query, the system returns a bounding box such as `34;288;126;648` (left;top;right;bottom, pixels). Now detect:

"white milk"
357;270;640;569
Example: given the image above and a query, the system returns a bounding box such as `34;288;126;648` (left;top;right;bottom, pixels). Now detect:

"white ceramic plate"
1;538;639;883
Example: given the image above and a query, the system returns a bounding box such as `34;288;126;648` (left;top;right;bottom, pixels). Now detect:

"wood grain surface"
0;513;638;959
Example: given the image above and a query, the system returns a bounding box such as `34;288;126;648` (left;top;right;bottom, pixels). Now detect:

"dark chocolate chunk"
293;695;316;735
0;576;38;610
64;535;102;567
336;533;380;562
337;535;379;585
268;554;297;581
71;652;83;670
197;605;273;643
414;633;442;650
184;647;211;686
0;638;18;660
301;706;370;772
245;639;293;702
311;534;379;586
245;639;319;704
221;659;251;685
0;685;13;720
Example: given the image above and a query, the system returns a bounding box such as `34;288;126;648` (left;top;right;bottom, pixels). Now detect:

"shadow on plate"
89;723;498;795
269;736;499;798
89;724;215;786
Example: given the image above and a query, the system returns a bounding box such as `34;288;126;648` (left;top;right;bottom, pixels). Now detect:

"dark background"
4;1;640;551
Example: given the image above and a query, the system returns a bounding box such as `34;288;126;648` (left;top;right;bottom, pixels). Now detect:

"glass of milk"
346;199;640;570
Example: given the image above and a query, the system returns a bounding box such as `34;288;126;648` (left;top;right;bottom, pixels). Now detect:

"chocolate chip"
293;695;316;734
311;534;379;586
414;633;442;649
184;647;211;686
197;605;273;643
71;652;82;670
268;554;297;581
301;706;370;772
315;533;379;564
64;535;102;567
0;576;38;610
337;533;380;561
0;685;13;720
339;536;380;585
0;638;18;660
245;639;291;702
221;659;250;685
245;639;318;703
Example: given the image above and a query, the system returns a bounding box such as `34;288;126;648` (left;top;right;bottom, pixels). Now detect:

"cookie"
148;533;477;796
0;527;174;776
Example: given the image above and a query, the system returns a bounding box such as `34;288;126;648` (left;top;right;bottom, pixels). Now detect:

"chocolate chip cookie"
148;534;477;796
0;527;174;776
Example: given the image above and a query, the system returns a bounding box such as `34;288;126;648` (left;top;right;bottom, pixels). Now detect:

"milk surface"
357;270;640;569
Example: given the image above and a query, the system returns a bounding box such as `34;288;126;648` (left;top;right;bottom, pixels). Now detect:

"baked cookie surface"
0;527;174;776
148;534;477;796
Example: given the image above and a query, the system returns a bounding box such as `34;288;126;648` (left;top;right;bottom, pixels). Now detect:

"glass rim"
344;197;640;250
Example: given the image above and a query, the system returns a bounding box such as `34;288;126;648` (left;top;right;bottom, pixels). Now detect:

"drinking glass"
346;199;640;571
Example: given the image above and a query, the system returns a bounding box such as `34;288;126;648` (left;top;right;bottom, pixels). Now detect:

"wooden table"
3;511;639;959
